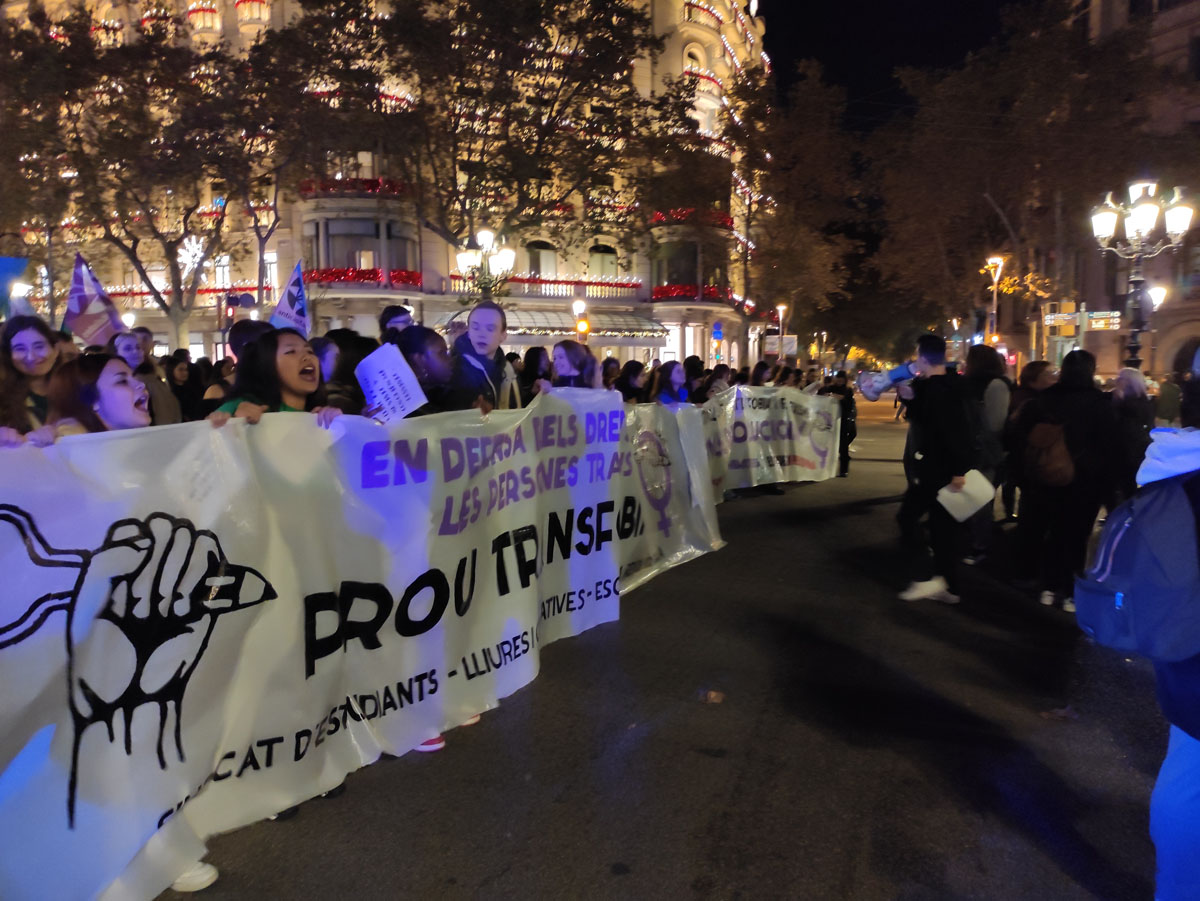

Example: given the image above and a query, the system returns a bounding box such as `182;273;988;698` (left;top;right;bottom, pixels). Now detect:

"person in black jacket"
896;334;975;603
1012;349;1121;612
818;370;857;477
445;301;521;411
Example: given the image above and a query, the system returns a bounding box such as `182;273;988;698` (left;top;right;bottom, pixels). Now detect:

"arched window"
684;45;706;70
526;240;557;278
588;244;618;278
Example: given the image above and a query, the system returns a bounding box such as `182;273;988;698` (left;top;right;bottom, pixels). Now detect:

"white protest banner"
354;342;428;422
0;390;721;900
701;386;840;493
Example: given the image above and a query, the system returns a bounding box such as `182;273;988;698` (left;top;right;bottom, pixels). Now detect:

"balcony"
651;208;734;229
681;0;724;31
235;0;268;25
650;284;733;304
304;268;423;289
106;283;272;310
298;177;412;198
450;274;642;300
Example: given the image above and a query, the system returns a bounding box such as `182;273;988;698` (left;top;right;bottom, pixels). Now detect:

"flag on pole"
269;262;309;336
64;254;122;345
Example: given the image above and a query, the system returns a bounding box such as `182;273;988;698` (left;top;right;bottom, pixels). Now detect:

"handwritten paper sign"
354;343;429;422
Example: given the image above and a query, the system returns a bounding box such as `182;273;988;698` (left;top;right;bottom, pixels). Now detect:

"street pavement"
165;398;1163;901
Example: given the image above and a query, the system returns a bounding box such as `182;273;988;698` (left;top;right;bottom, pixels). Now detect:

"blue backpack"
1074;471;1200;662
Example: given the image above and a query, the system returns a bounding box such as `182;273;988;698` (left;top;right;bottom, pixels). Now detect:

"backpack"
1025;421;1074;486
1074;472;1200;662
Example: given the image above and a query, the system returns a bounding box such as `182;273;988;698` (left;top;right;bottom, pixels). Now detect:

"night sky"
758;0;1009;123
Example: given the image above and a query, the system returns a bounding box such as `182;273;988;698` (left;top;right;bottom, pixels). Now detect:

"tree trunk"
257;237;269;309
168;309;190;352
45;227;57;328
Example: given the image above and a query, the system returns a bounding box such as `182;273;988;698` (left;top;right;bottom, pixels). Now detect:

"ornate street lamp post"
984;255;1004;342
1091;182;1193;369
456;228;515;301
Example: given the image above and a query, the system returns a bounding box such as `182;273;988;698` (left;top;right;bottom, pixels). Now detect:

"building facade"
4;0;770;367
1076;0;1200;375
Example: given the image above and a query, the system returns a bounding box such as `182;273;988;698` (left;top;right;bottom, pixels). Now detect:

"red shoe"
416;735;445;752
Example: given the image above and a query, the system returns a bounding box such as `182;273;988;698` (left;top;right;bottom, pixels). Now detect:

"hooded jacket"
1139;428;1200;740
447;332;521;412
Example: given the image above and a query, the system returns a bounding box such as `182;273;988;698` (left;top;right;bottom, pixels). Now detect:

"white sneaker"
899;576;949;601
1061;597;1076;614
1039;590;1056;607
171;861;218;893
934;589;961;605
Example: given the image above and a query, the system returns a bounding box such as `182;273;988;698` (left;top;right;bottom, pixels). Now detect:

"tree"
357;0;693;252
734;62;857;334
870;0;1186;332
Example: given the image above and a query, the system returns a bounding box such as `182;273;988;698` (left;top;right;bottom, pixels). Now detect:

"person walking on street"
962;345;1011;564
819;370;857;477
1110;367;1156;499
1011;349;1121;612
896;334;975;604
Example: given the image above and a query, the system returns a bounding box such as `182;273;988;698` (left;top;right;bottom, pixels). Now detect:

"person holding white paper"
896;334;975;605
392;326;453;417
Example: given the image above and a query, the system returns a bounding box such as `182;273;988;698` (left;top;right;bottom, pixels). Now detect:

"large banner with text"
702;386;841;492
0;390;723;900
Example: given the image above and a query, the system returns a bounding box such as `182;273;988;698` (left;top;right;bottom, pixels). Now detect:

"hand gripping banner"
0;390;724;900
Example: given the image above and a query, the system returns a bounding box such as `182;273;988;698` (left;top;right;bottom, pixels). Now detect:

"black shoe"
758;485;785;495
269;806;300;821
320;783;346;800
962;552;987;566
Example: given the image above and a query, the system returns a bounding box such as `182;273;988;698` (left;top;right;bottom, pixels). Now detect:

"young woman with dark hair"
750;361;770;386
551;340;598;388
650;360;688;405
216;328;341;426
614;361;647;403
0;315;61;440
517;345;551;406
601;357;621;390
46;354;151;434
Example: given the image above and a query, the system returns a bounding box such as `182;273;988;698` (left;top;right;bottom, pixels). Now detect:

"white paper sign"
354;343;429;422
936;468;995;522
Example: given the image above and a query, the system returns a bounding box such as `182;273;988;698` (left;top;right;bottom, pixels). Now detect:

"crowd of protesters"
892;331;1200;613
0;300;858;449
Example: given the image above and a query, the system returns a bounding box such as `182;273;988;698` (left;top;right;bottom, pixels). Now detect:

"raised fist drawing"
0;506;276;826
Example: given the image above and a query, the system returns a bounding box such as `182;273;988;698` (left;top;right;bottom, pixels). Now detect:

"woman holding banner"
216;329;341;427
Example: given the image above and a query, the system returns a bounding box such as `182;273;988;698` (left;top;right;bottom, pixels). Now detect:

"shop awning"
431;310;668;346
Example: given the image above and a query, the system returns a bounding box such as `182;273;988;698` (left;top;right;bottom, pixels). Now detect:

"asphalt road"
166;399;1163;900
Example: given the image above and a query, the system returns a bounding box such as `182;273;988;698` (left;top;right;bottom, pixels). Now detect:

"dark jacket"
657;386;689;405
902;372;975;488
552;374;591;389
1111;393;1155;495
446;333;520;411
1012;379;1122;499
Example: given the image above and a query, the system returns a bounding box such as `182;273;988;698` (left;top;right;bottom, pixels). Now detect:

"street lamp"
776;303;786;360
456;228;516;301
984;255;1004;340
1091;181;1194;368
1149;285;1167;311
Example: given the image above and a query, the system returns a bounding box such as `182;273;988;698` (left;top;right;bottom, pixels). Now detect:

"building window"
588;244;618;278
264;250;278;293
526;240;557;278
215;254;231;288
387;223;417;271
652;241;699;286
235;0;269;24
328;219;380;269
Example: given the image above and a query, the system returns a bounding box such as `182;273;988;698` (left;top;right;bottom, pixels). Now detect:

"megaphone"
857;363;917;402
